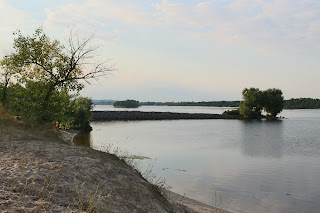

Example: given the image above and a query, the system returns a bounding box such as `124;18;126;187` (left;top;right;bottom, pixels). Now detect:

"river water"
75;105;320;213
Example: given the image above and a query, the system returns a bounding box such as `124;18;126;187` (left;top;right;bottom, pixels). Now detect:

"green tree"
239;88;264;119
9;27;113;119
1;27;112;130
263;88;284;118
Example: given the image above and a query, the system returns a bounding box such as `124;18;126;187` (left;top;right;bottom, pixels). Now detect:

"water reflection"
73;108;320;213
73;132;92;147
240;120;283;158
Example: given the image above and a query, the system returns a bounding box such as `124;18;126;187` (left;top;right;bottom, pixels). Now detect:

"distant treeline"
141;101;240;107
284;98;320;109
93;98;320;109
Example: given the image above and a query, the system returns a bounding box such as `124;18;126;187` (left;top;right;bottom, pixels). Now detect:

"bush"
5;82;93;131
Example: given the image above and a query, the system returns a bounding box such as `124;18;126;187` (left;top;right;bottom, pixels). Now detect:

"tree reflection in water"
240;120;283;158
73;132;92;148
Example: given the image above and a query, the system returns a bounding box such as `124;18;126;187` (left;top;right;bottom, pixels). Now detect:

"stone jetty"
91;110;241;121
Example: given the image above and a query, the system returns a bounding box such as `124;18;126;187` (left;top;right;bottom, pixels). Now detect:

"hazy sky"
1;0;319;101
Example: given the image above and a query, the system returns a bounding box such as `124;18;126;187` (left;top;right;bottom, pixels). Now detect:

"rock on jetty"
91;111;241;121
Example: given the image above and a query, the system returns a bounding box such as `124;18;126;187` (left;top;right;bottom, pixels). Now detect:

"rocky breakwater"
91;110;241;121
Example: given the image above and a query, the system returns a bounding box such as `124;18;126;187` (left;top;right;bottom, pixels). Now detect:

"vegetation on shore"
113;99;141;108
0;27;113;131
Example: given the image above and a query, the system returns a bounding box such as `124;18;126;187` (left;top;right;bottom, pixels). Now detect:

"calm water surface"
77;106;320;213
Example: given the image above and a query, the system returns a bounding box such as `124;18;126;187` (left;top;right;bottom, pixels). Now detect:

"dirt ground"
0;121;229;213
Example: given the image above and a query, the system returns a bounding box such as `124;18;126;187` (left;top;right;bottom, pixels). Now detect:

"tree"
0;27;113;130
239;88;264;119
2;28;114;122
10;28;113;108
263;88;284;118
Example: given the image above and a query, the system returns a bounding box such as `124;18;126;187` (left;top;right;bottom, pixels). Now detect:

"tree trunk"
41;83;56;122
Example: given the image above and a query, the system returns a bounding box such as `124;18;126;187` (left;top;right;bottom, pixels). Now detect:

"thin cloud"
0;0;31;52
41;0;320;51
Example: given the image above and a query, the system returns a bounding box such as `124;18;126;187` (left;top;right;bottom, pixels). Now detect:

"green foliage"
239;87;284;119
114;100;140;108
71;97;93;131
11;27;84;98
6;81;93;130
239;88;264;119
263;89;284;117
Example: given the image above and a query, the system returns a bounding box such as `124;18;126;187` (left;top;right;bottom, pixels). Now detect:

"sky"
0;0;319;101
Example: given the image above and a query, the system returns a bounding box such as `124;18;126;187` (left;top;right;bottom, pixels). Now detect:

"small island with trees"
113;99;141;108
223;88;285;120
238;87;284;120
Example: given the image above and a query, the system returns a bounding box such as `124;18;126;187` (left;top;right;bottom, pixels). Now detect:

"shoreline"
167;191;230;213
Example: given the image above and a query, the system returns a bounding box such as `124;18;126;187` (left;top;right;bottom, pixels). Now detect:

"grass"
75;182;103;213
99;142;172;198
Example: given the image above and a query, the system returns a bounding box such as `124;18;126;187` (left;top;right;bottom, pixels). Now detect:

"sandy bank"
0;122;229;212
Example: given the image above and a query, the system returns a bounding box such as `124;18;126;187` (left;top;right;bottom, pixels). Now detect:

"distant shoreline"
93;98;320;109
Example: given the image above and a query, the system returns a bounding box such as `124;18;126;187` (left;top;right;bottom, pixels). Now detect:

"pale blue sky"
1;0;319;101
